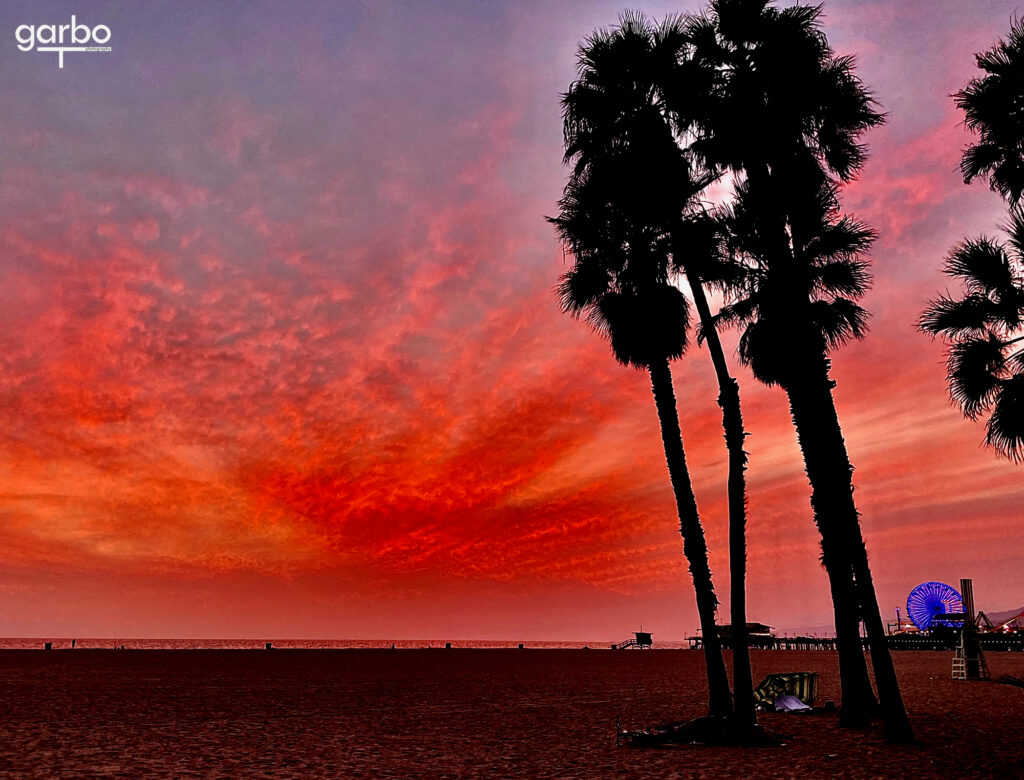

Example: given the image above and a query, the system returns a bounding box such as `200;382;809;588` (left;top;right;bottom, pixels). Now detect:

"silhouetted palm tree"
557;12;756;724
551;168;732;718
924;19;1024;462
674;0;913;741
956;18;1024;204
920;212;1024;460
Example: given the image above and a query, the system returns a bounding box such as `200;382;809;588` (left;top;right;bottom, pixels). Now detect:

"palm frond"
713;297;759;331
598;285;691;368
807;259;870;298
809;298;869;349
1001;206;1024;265
1010;343;1024;370
670;212;723;274
805;217;877;263
955;18;1024;203
654;13;689;56
736;319;782;387
960;142;1006;188
985;371;1024;461
947;333;1006;419
700;295;758;345
557;263;611;316
813;57;885;180
944;237;1015;293
919;293;1001;336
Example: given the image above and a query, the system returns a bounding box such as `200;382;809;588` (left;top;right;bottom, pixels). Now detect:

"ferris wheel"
906;581;964;631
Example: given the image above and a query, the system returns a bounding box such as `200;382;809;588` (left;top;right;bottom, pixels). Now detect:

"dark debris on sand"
619;715;782;748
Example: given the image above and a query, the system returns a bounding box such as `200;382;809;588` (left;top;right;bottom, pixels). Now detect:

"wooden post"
961;579;975;628
953;578;989;680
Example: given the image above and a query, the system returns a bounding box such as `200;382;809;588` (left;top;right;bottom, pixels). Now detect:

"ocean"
0;638;693;650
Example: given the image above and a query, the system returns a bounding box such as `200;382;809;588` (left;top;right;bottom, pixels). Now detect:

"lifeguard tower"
951;578;990;681
611;630;653;650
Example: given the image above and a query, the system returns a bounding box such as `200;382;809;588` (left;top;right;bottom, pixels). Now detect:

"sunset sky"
1;0;1021;641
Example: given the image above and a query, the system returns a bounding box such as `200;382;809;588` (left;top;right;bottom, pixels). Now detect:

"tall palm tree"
956;18;1024;205
559;12;756;726
717;173;879;717
673;0;913;741
920;212;1024;460
551;169;733;718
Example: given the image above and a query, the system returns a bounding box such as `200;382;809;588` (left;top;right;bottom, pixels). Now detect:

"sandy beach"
1;648;1023;778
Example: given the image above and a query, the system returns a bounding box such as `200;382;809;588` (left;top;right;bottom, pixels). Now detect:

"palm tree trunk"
785;355;914;742
648;357;733;718
816;520;875;728
743;162;881;728
784;380;876;727
783;352;913;740
848;512;915;743
682;263;755;730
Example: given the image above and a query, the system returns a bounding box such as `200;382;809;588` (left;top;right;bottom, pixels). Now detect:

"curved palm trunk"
783;352;913;742
784;380;876;727
648;357;733;718
743;163;879;727
682;261;755;730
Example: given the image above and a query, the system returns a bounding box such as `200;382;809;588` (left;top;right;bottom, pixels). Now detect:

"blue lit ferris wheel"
907;581;963;631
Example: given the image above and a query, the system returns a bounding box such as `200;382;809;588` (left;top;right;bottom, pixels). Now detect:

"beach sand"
1;648;1023;778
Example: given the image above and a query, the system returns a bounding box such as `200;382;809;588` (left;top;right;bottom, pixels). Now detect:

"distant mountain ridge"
980;606;1024;627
